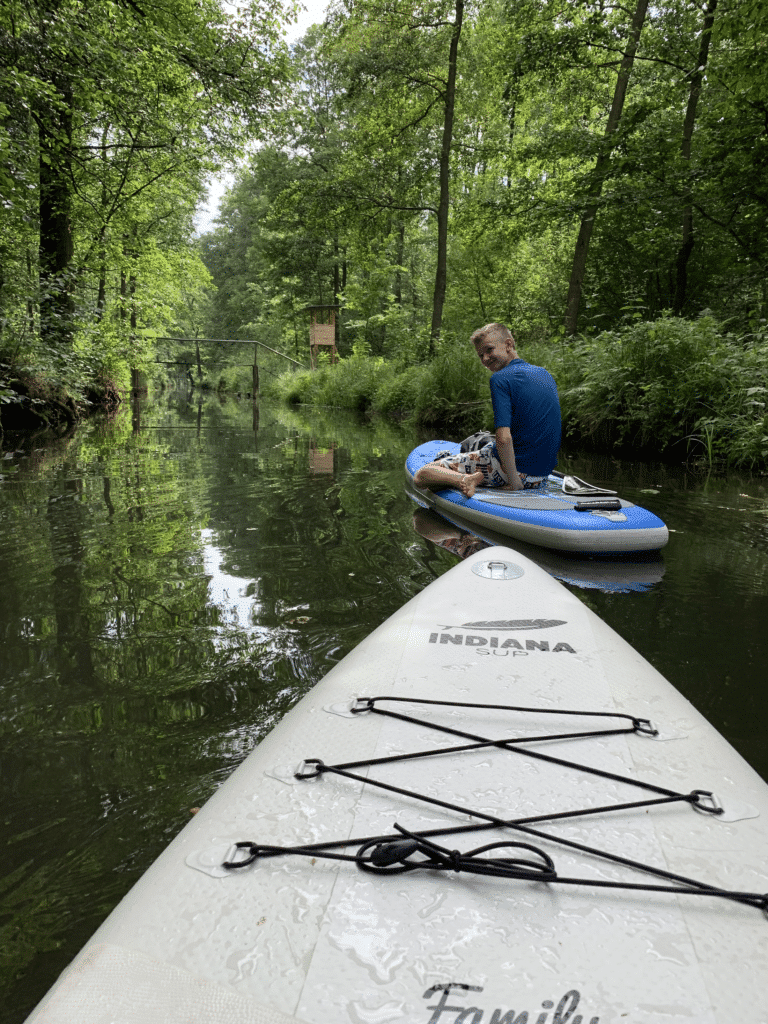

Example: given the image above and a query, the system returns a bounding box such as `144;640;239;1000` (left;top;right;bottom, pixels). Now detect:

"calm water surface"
1;394;767;1022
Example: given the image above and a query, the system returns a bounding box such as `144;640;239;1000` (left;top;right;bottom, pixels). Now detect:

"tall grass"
265;314;768;470
265;333;491;429
266;353;397;412
548;314;768;468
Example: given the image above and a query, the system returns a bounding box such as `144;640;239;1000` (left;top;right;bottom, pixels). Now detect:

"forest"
2;0;768;466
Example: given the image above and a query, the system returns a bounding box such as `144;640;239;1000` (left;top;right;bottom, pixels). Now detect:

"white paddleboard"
26;548;768;1024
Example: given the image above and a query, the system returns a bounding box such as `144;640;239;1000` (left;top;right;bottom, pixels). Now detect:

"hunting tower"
305;305;339;369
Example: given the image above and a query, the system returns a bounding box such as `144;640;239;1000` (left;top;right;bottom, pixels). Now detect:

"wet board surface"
405;440;669;554
26;548;768;1024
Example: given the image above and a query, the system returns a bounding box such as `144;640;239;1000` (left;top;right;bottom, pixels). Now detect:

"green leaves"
549;314;768;468
1;0;293;373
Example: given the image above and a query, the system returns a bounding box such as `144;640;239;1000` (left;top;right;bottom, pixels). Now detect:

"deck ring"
690;789;724;815
471;560;525;580
295;758;324;780
350;698;374;714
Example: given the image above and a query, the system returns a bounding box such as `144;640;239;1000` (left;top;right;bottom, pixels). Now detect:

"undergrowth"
548;314;768;469
265;314;768;471
265;333;491;429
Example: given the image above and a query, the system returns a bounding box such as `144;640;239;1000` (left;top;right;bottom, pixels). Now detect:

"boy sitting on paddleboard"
413;323;561;499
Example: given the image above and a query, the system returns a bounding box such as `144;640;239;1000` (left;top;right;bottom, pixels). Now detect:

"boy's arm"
495;427;524;491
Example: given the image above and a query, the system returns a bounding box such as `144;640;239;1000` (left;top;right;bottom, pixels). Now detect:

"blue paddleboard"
405;440;669;555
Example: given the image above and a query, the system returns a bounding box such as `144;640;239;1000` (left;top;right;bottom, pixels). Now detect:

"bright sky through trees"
195;0;330;233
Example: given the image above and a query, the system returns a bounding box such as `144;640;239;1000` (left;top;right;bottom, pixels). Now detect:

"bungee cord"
223;696;768;916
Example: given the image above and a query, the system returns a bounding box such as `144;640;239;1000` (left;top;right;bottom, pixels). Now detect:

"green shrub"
692;336;768;467
554;314;728;451
544;314;768;467
263;355;394;413
215;365;253;393
372;365;429;419
410;333;490;425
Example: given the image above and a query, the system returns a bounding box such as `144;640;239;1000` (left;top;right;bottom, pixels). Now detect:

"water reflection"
309;441;335;475
410;506;666;593
202;528;268;632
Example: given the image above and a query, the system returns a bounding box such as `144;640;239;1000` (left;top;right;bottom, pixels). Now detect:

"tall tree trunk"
502;69;519;185
333;236;341;346
333;235;341;302
38;76;75;347
96;128;110;319
395;221;405;307
673;0;718;315
129;273;137;332
563;0;649;336
429;0;464;356
26;250;36;335
97;264;107;318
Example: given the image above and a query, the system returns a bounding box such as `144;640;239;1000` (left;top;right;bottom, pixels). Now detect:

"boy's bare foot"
458;471;485;498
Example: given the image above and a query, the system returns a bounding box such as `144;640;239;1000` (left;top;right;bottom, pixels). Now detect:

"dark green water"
1;394;767;1023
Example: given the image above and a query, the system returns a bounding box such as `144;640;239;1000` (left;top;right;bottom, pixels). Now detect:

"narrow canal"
1;393;767;1023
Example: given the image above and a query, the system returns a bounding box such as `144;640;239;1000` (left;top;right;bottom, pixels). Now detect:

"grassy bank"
550;315;768;470
264;334;493;434
264;315;768;472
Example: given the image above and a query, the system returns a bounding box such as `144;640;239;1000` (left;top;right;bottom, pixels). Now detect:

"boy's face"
473;335;515;373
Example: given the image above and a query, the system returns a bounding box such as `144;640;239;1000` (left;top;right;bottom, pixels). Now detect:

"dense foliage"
546;316;767;468
0;0;293;422
201;0;768;357
3;0;768;469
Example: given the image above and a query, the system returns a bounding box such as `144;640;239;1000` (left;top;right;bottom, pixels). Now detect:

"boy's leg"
413;461;485;498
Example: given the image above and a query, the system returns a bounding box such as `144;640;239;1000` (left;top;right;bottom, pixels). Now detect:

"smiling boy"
413;323;561;497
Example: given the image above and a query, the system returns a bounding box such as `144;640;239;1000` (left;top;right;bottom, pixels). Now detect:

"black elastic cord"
352;695;646;725
356;825;557;881
222;832;768;914
220;696;767;915
346;702;676;798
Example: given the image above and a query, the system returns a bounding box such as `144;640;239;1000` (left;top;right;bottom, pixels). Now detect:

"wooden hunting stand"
305;305;339;369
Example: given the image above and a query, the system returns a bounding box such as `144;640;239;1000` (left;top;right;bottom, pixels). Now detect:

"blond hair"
470;322;515;348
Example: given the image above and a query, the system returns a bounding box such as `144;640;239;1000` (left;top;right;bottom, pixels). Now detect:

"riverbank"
0;371;126;436
5;314;767;473
264;315;768;473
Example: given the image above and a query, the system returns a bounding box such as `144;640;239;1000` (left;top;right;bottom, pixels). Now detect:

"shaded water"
1;394;767;1022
